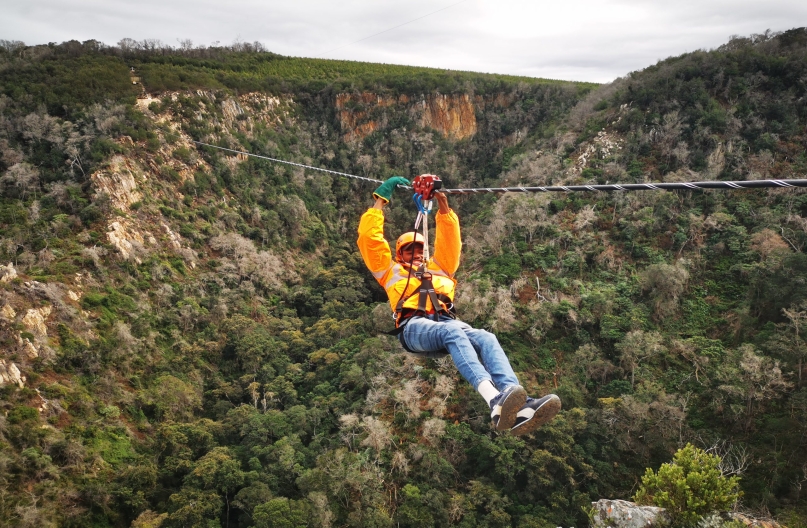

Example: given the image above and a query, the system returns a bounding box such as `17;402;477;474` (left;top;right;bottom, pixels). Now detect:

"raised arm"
358;176;410;279
357;203;392;280
433;192;461;276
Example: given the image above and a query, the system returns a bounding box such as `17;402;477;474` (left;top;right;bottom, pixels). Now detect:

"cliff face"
335;92;403;142
419;93;477;140
336;92;479;141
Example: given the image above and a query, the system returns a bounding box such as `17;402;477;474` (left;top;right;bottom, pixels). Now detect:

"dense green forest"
0;30;806;527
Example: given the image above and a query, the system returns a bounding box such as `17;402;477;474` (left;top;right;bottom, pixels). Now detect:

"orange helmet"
395;231;425;260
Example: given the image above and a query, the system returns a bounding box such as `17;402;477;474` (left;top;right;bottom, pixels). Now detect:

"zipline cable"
193;140;393;186
192;141;807;194
443;180;807;193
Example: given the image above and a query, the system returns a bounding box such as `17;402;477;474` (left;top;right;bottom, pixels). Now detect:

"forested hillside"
0;30;806;527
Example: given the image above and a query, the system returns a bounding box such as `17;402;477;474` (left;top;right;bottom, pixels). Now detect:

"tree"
185;447;246;523
634;444;742;527
640;262;689;320
166;488;223;528
395;484;435;528
781;302;807;388
0;163;39;199
147;375;202;422
717;344;792;431
253;497;310;528
616;330;666;389
465;480;512;528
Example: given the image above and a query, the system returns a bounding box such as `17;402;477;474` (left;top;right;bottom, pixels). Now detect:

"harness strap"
393;267;455;326
416;276;441;322
425;283;442;322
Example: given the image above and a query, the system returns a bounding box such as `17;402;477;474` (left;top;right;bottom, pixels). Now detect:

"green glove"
373;176;410;203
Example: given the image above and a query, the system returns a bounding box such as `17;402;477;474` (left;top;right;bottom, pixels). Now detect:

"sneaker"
489;385;527;431
510;394;561;436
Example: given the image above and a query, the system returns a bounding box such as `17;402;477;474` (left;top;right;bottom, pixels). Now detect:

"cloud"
2;0;805;82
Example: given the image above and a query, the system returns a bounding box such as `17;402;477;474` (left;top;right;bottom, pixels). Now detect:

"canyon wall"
336;92;481;141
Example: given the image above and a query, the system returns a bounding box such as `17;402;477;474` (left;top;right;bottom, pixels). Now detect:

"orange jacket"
358;208;461;324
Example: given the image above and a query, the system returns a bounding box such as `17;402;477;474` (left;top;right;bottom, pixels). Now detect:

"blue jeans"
402;315;520;391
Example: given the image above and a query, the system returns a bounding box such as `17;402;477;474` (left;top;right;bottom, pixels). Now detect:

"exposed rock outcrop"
576;130;623;174
419;93;477;140
335;92;478;141
591;499;669;528
91;155;143;210
19;305;52;359
216;92;290;132
335;92;404;142
140;91;291;138
161;222;182;249
0;262;17;283
590;500;781;528
1;303;16;320
106;218;155;262
728;512;782;528
0;359;25;388
22;306;51;339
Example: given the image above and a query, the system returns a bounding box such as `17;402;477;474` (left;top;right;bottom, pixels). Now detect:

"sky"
2;0;806;83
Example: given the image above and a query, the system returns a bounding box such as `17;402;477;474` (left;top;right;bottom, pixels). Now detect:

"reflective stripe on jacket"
357;208;461;324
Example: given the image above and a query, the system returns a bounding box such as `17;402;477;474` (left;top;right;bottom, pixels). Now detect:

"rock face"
590;500;781;528
0;262;17;282
1;304;15;319
19;305;52;359
335;92;403;141
107;218;147;261
335;92;478;141
591;499;670;528
0;359;25;388
419;93;477;140
576;130;623;174
728;512;782;528
91;155;143;210
22;306;51;340
215;92;289;133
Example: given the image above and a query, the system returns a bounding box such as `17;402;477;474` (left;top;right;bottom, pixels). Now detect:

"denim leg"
461;325;520;390
402;316;519;390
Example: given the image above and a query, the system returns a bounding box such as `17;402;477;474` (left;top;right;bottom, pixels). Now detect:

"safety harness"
388;175;456;356
394;266;455;324
391;269;454;356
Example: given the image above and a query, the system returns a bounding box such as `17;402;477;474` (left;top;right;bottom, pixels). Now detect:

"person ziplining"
357;175;561;435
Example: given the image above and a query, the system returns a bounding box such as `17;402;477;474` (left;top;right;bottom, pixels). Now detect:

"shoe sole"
510;395;561;436
494;386;527;431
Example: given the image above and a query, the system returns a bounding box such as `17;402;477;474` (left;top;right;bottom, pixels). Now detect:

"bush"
634;444;742;527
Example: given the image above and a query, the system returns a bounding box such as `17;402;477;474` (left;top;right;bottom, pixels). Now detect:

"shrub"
634;444;742;527
640;261;689;320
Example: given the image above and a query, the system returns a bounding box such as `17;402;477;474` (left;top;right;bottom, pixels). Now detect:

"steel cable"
193;141;391;186
193;141;807;194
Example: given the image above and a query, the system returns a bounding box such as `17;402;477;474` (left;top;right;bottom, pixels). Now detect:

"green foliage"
167;488;223;527
396;484;436;527
0;44;137;114
484;252;523;285
146;375;202;421
634;444;742;527
136;52;585;96
87;427;136;465
253;497;310;528
8;405;39;423
2;30;807;528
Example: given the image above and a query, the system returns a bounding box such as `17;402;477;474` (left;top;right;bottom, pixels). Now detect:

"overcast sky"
2;0;806;83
